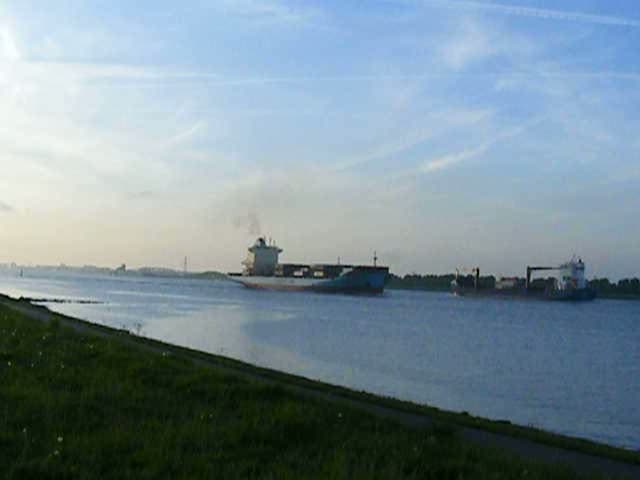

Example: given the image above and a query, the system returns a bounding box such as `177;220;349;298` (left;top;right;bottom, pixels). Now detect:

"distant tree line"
589;278;640;298
388;273;640;298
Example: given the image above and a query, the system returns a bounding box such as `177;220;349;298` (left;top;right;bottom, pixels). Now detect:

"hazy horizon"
1;1;639;279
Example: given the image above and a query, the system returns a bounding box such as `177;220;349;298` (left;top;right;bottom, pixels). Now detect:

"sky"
1;0;639;278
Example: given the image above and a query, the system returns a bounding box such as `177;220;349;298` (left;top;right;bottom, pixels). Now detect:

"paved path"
2;295;638;479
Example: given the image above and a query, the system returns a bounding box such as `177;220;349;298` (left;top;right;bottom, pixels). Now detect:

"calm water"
1;269;638;450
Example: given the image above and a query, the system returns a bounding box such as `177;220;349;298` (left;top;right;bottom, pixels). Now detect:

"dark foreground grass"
0;306;602;479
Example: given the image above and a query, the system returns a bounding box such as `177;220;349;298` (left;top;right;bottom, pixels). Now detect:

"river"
1;268;638;450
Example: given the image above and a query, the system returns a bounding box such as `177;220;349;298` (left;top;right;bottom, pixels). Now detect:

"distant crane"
183;257;188;276
526;266;556;290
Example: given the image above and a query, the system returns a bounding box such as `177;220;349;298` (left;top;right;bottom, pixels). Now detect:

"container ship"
228;237;389;294
451;257;597;301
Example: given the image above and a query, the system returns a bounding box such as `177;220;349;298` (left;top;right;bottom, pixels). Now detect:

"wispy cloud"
420;118;542;174
419;0;640;28
15;61;635;90
2;0;640;276
217;0;321;25
332;108;493;172
438;18;537;70
441;21;495;70
421;145;486;173
164;121;207;148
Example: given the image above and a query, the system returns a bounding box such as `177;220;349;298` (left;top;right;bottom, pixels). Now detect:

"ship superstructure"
230;237;388;294
545;257;595;300
556;257;587;290
242;237;282;276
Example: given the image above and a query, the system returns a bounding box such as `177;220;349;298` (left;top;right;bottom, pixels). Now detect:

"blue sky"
1;1;639;278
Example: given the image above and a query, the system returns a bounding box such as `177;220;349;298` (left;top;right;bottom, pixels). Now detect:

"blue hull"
233;267;389;294
313;268;388;294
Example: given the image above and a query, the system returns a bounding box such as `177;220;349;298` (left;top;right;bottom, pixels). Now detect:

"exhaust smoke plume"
233;211;262;236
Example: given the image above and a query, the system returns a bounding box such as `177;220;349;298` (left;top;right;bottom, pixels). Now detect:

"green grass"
0;305;614;479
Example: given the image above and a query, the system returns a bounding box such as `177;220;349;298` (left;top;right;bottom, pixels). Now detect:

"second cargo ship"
229;237;389;294
451;256;597;301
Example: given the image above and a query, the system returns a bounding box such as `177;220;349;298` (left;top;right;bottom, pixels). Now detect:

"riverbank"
1;294;638;478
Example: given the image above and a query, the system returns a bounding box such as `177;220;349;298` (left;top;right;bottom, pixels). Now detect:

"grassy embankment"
0;303;633;479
